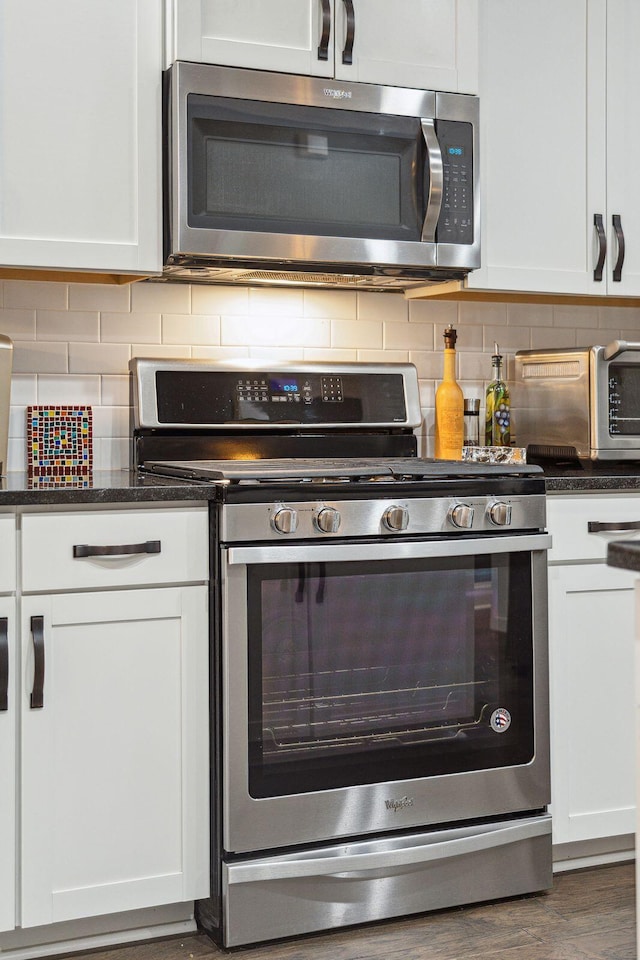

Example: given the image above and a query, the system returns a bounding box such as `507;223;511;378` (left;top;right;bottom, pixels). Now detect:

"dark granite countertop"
607;540;640;573
0;471;217;506
535;461;640;493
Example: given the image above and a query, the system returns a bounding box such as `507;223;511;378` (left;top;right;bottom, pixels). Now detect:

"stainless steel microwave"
515;342;640;461
163;61;480;290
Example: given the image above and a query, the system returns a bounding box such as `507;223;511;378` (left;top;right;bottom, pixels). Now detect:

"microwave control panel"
436;120;474;246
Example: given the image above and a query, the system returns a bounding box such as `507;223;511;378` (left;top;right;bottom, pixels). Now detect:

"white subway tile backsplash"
303;290;357;320
4;280;68;310
69;283;131;313
69;342;130;375
132;280;191;314
101;375;130;406
101;312;161;344
358;291;408;323
36;309;100;342
37;374;101;406
162;313;220;345
191;284;249;316
13;341;68;374
0;309;36;341
331;319;382;349
5;278;640;472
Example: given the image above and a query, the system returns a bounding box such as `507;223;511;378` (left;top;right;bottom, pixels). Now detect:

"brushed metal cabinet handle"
30;615;44;710
593;213;606;281
588;520;640;533
317;0;331;60
612;214;625;282
0;618;8;712
342;0;355;64
72;540;161;558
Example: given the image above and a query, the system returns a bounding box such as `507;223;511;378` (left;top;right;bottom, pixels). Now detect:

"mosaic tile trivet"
27;405;93;478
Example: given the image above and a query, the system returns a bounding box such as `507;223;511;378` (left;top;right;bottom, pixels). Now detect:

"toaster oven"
515;342;640;461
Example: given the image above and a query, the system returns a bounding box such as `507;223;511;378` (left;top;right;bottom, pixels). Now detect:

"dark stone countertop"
607;540;640;573
0;471;217;506
535;461;640;493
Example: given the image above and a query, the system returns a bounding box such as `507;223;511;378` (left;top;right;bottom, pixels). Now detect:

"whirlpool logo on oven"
385;796;414;813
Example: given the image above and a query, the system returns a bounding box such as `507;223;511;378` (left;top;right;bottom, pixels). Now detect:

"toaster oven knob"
272;507;298;534
488;500;512;526
315;507;341;534
448;502;474;529
382;505;409;531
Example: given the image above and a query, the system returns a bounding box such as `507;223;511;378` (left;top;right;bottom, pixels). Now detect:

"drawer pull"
0;618;8;712
72;540;162;559
588;520;640;533
30;616;44;710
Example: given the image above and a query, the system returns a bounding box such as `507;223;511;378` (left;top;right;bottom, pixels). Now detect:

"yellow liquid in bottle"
435;346;464;460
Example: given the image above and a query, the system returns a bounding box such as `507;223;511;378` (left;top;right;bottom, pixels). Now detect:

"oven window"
246;553;535;798
609;362;640;435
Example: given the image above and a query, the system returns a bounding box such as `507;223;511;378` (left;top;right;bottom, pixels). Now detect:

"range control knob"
487;500;512;526
271;507;298;535
448;502;474;529
315;507;341;534
382;505;409;532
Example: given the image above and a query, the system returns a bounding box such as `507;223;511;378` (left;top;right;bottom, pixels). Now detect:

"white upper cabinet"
169;0;478;93
468;0;640;297
0;1;162;275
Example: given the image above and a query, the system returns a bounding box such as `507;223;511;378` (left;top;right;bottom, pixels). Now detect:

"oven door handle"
226;533;551;566
225;817;550;884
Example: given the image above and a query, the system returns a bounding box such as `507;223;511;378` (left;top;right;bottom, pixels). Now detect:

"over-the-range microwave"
163;61;480;291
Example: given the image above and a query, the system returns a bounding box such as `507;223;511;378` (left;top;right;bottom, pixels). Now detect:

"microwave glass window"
609;363;640;435
187;95;424;241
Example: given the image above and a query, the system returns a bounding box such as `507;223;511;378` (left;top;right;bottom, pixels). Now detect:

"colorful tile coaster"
27;405;93;478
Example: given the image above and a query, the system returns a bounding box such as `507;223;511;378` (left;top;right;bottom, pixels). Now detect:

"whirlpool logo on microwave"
385;796;414;813
323;87;353;99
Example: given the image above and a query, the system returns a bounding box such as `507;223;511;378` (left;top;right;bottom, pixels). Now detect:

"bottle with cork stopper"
434;324;464;460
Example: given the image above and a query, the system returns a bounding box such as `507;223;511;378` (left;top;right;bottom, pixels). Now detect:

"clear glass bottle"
485;343;511;446
463;398;480;446
434;325;464;460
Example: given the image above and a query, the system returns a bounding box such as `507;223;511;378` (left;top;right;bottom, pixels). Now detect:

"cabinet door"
467;0;607;295
333;0;478;93
0;596;15;933
548;562;636;846
20;586;209;927
0;0;162;274
171;0;335;76
604;0;640;295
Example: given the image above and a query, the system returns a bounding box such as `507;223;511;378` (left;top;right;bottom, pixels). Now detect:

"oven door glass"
245;548;534;799
608;361;640;435
187;94;424;242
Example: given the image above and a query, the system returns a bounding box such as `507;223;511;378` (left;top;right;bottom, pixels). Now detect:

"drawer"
21;505;209;592
547;493;640;563
0;512;16;592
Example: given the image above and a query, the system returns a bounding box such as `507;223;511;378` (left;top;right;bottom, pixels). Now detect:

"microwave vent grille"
521;360;581;379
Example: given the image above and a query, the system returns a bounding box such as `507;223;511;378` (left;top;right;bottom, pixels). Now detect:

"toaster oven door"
593;344;640;457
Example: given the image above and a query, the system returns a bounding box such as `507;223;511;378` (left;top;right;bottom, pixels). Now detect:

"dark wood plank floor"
68;862;636;960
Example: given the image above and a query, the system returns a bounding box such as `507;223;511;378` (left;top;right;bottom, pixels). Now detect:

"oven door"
220;533;550;855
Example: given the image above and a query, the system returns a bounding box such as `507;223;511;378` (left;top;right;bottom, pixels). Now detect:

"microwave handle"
420;120;443;242
603;339;640;361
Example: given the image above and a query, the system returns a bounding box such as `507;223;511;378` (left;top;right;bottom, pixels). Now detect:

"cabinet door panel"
334;0;477;93
172;0;334;77
0;597;15;933
468;0;606;295
0;0;161;273
549;563;636;846
20;586;209;926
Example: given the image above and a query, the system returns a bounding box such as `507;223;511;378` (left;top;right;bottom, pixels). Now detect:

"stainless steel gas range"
130;359;552;948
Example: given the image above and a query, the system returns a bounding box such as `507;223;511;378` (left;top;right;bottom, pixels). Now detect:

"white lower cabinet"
20;586;209;926
0;595;16;933
547;494;638;852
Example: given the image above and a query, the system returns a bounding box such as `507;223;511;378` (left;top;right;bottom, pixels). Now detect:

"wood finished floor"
68;862;636;960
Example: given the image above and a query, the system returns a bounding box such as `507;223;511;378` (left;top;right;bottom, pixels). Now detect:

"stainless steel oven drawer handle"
227;534;551;566
226;818;550;884
72;540;161;558
420;119;443;243
588;520;640;533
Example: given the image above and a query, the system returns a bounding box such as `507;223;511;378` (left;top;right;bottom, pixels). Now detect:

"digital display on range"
269;378;299;394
